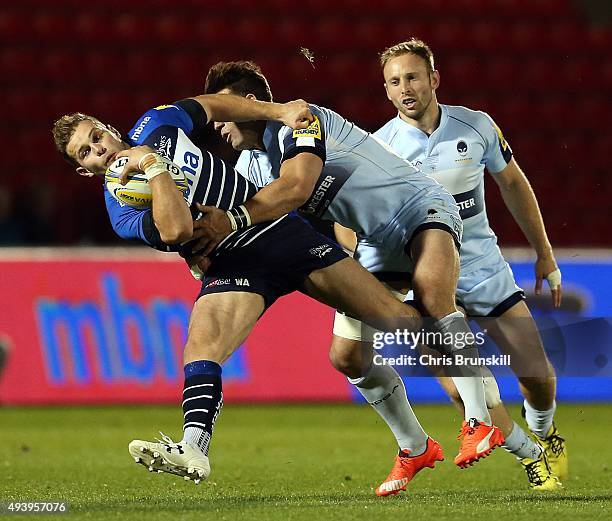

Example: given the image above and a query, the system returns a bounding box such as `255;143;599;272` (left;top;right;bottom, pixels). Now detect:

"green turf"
1;403;610;520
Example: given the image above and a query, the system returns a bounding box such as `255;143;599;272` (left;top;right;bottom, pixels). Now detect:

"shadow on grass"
80;488;612;514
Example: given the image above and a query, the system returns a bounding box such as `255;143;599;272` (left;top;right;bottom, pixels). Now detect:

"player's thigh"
477;300;554;379
184;291;265;364
303;257;419;325
410;229;459;313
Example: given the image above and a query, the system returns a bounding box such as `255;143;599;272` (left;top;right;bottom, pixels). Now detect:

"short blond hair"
52;113;104;165
379;38;435;72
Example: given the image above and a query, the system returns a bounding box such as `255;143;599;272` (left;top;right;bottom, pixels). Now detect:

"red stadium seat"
0;49;40;80
81;50;124;81
275;17;304;48
74;12;111;42
468;20;506;51
193;16;234;46
508;22;544;51
41;51;82;83
112;13;150;41
430;19;464;51
585;25;612;54
155;15;191;44
32;12;71;41
315;19;354;51
547;21;583;52
0;10;32;43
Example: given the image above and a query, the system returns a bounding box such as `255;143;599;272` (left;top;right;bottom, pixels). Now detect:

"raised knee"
413;281;452;317
329;346;363;378
519;375;555;392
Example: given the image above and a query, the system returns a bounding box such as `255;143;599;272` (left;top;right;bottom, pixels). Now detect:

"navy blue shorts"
197;215;347;309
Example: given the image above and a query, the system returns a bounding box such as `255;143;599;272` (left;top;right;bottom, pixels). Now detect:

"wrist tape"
138;152;184;182
226;205;252;231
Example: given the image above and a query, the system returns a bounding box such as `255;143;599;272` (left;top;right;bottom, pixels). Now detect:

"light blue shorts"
354;192;462;276
456;256;524;317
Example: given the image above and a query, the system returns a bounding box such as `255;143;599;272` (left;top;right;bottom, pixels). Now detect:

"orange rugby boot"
375;437;444;496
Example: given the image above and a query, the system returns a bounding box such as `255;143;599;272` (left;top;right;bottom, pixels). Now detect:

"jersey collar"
395;103;448;138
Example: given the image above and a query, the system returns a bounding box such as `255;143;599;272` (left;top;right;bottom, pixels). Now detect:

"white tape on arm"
545;268;562;290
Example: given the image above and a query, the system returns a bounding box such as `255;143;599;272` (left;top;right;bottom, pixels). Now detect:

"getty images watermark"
358;315;611;377
371;328;511;368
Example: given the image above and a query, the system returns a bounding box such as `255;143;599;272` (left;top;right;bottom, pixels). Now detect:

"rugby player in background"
364;39;564;491
197;61;505;496
52;94;437;488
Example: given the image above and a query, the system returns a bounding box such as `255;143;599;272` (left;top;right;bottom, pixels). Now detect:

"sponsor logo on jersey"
305;175;335;214
493;123;509;151
206;278;250;288
155;135;173;158
309;244;332;258
457;198;476;211
293;115;321;139
206;278;232;288
131;116;151;141
457;140;468;156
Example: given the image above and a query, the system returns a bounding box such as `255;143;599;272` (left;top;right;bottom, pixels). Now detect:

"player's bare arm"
190;94;313;129
492;157;561;306
115;146;192;244
191;153;323;255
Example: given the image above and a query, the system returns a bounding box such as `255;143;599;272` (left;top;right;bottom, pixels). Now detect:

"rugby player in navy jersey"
52;93;434;487
199;62;504;488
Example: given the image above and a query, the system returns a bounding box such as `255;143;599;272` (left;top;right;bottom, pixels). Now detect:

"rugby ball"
105;157;188;209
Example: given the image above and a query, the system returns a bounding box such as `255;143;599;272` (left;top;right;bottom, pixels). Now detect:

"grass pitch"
1;403;611;520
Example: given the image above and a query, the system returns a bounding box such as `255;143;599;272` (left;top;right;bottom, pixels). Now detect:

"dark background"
1;0;610;246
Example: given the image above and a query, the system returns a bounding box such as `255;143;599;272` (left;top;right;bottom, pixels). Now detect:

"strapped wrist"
226;205;252;231
139;153;183;182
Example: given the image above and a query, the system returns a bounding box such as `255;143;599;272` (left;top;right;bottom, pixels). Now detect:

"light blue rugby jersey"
262;105;451;242
375;104;513;270
235;149;275;188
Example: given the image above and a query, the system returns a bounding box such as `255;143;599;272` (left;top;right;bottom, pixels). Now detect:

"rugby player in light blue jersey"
52;95;427;487
197;61;505;490
369;39;565;491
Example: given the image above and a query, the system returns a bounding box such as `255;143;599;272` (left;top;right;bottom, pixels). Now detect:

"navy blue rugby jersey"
104;99;287;254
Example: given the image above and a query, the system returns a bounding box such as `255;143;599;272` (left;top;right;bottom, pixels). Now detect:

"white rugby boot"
128;432;210;484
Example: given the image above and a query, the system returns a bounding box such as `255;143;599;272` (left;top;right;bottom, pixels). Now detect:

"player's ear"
430;70;440;91
383;82;392;102
76;166;95;178
245;93;258;101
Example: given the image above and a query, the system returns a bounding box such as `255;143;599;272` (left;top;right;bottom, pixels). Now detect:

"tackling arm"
190;94;313;129
242;152;323;223
190;152;323;256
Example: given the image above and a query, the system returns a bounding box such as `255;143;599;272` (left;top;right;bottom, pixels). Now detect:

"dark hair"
380;38;435;72
204;61;273;102
52;112;105;166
